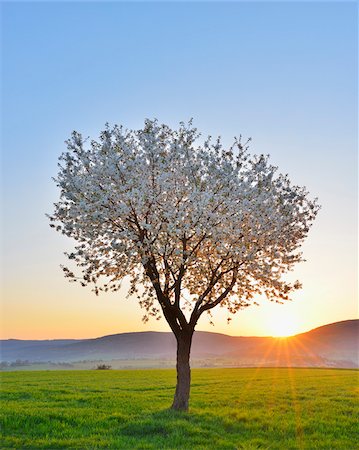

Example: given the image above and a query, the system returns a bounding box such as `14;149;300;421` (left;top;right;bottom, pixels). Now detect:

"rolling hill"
1;320;358;368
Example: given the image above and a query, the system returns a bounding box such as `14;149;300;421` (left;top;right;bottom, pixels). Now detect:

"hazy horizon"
2;318;358;342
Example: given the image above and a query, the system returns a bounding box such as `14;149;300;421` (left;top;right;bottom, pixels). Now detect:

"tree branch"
198;269;237;314
189;266;239;328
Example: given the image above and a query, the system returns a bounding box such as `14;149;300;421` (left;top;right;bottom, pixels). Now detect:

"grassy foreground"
1;368;358;449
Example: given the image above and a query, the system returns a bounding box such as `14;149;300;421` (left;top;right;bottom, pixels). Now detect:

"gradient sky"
1;1;357;339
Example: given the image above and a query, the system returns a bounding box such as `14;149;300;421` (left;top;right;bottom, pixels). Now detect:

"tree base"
171;398;189;412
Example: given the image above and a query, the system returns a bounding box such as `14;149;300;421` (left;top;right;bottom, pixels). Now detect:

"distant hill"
1;320;358;368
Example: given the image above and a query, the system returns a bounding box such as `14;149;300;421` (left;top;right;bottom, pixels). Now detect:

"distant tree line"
0;360;74;369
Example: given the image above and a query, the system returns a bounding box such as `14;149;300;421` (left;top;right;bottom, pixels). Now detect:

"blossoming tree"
50;120;319;411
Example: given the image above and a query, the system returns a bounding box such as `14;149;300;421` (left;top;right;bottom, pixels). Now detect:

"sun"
272;322;297;338
266;311;301;337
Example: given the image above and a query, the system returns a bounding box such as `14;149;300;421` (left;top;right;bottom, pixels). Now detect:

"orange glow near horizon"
264;310;302;338
1;266;357;340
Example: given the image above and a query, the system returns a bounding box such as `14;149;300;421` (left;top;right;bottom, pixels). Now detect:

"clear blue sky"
1;2;357;338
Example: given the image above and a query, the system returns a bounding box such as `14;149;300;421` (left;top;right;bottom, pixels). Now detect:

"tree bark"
171;331;193;411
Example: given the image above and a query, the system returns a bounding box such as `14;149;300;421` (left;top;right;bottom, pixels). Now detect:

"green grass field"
1;368;358;449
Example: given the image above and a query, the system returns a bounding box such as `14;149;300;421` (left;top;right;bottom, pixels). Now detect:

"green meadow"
1;368;358;449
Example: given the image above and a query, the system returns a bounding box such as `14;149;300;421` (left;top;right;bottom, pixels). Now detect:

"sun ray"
283;341;304;449
234;337;279;401
290;336;329;366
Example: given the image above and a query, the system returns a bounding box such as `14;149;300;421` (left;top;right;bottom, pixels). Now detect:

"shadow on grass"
121;408;196;437
120;408;270;449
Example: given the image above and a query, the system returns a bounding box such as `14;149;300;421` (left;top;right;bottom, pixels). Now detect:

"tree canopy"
50;119;319;410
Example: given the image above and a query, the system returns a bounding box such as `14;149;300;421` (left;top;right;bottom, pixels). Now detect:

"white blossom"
49;119;319;329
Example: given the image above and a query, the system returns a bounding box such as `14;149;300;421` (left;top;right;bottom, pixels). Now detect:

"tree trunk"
171;332;193;411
